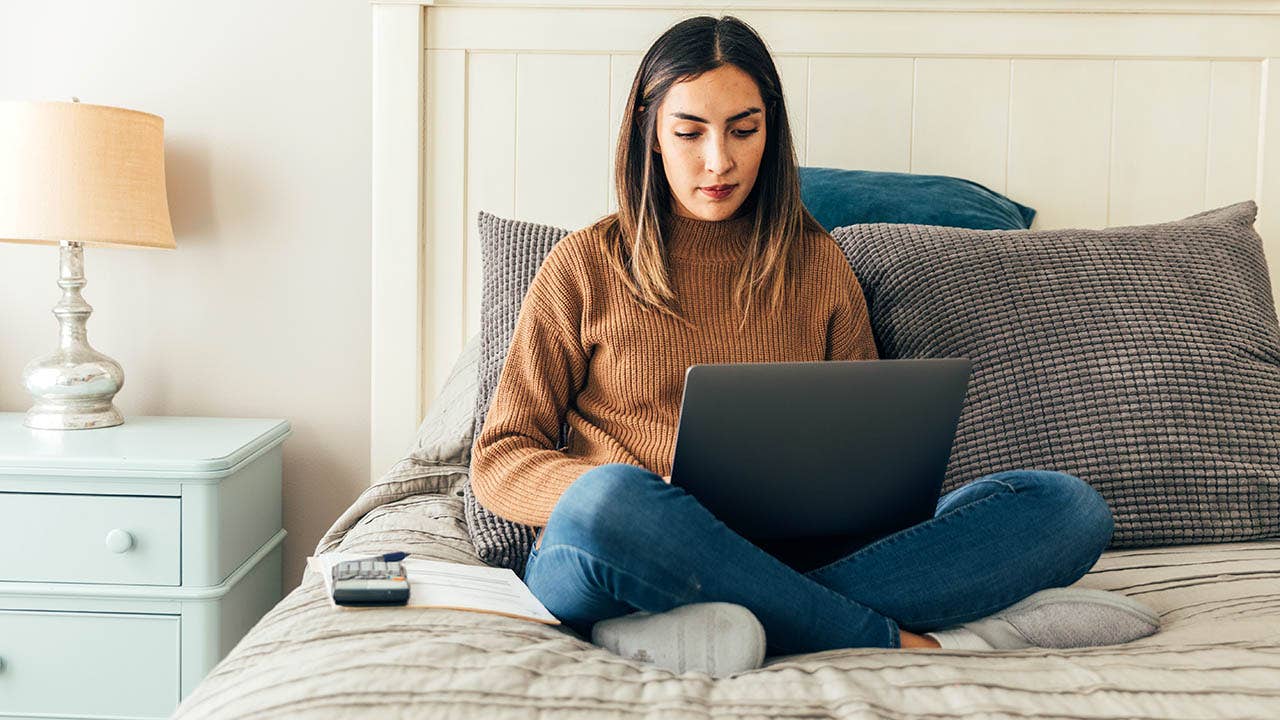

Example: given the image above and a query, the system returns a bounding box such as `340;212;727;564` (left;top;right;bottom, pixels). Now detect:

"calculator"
331;556;411;606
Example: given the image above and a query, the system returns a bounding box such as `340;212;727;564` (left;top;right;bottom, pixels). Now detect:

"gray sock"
929;587;1161;650
590;602;766;677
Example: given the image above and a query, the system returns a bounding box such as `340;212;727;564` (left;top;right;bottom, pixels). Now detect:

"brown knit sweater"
471;211;880;527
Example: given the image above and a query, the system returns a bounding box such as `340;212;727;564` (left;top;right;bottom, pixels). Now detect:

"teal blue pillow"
799;166;1036;231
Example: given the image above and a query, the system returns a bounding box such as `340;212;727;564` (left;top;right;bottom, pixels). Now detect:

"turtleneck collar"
665;211;755;262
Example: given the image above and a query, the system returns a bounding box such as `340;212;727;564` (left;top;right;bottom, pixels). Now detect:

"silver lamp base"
21;241;125;430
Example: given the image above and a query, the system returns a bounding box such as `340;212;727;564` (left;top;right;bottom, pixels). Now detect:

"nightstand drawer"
0;609;179;718
0;492;181;585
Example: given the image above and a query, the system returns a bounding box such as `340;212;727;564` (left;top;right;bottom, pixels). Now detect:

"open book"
307;552;559;625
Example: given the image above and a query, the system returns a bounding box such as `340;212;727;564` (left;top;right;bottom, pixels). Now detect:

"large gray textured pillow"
467;210;573;573
831;200;1280;548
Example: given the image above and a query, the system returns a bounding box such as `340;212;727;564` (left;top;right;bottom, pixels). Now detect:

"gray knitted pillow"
831;200;1280;548
467;210;573;573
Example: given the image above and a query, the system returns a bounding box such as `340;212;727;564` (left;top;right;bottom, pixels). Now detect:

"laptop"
667;358;972;573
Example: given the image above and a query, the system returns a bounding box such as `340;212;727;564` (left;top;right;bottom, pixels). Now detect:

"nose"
703;132;735;176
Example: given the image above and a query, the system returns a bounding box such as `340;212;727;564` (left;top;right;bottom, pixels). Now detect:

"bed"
174;1;1280;717
173;457;1280;718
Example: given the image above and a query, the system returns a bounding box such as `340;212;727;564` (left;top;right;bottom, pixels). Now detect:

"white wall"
0;0;372;591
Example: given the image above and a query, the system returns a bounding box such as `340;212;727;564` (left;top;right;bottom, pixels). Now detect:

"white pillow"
409;332;482;467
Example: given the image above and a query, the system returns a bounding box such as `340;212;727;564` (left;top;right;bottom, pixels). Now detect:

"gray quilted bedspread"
173;458;1280;719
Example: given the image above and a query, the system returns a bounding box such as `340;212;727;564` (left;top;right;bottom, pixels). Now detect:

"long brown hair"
594;15;825;332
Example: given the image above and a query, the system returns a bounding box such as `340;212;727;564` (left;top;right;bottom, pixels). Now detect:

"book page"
307;552;560;625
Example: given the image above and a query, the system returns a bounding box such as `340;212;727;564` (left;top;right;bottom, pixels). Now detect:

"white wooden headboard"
369;0;1280;480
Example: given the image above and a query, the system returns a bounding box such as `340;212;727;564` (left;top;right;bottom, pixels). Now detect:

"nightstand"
0;413;291;719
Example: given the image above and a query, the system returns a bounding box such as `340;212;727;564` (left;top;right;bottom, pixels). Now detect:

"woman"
471;15;1159;676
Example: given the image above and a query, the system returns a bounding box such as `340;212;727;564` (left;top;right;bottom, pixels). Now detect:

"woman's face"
649;64;767;221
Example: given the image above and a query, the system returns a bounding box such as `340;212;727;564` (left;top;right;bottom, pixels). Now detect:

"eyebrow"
669;107;762;123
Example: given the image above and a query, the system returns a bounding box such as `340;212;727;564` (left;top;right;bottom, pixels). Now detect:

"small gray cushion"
468;210;573;573
831;200;1280;548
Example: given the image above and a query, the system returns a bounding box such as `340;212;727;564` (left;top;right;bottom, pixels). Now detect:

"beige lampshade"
0;100;175;249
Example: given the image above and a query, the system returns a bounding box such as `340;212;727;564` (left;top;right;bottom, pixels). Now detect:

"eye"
670;128;757;140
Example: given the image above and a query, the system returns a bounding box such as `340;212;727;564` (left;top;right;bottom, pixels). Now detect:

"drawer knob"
105;529;135;553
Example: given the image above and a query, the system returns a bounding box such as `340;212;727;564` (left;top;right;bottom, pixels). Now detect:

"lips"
700;184;737;199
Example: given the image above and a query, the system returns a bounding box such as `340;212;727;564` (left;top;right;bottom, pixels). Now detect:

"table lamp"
0;99;175;430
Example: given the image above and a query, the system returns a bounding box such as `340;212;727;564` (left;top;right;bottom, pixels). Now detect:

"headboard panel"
371;0;1280;479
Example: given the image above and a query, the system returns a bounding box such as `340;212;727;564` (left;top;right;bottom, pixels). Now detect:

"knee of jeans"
1017;469;1115;561
549;463;663;542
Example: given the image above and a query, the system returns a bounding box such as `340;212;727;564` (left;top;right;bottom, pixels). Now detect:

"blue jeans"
523;463;1115;656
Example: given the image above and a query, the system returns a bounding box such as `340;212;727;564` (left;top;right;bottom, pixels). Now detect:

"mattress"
173;458;1280;719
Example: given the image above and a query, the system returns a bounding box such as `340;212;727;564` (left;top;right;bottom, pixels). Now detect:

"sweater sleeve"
470;244;598;527
826;262;881;362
